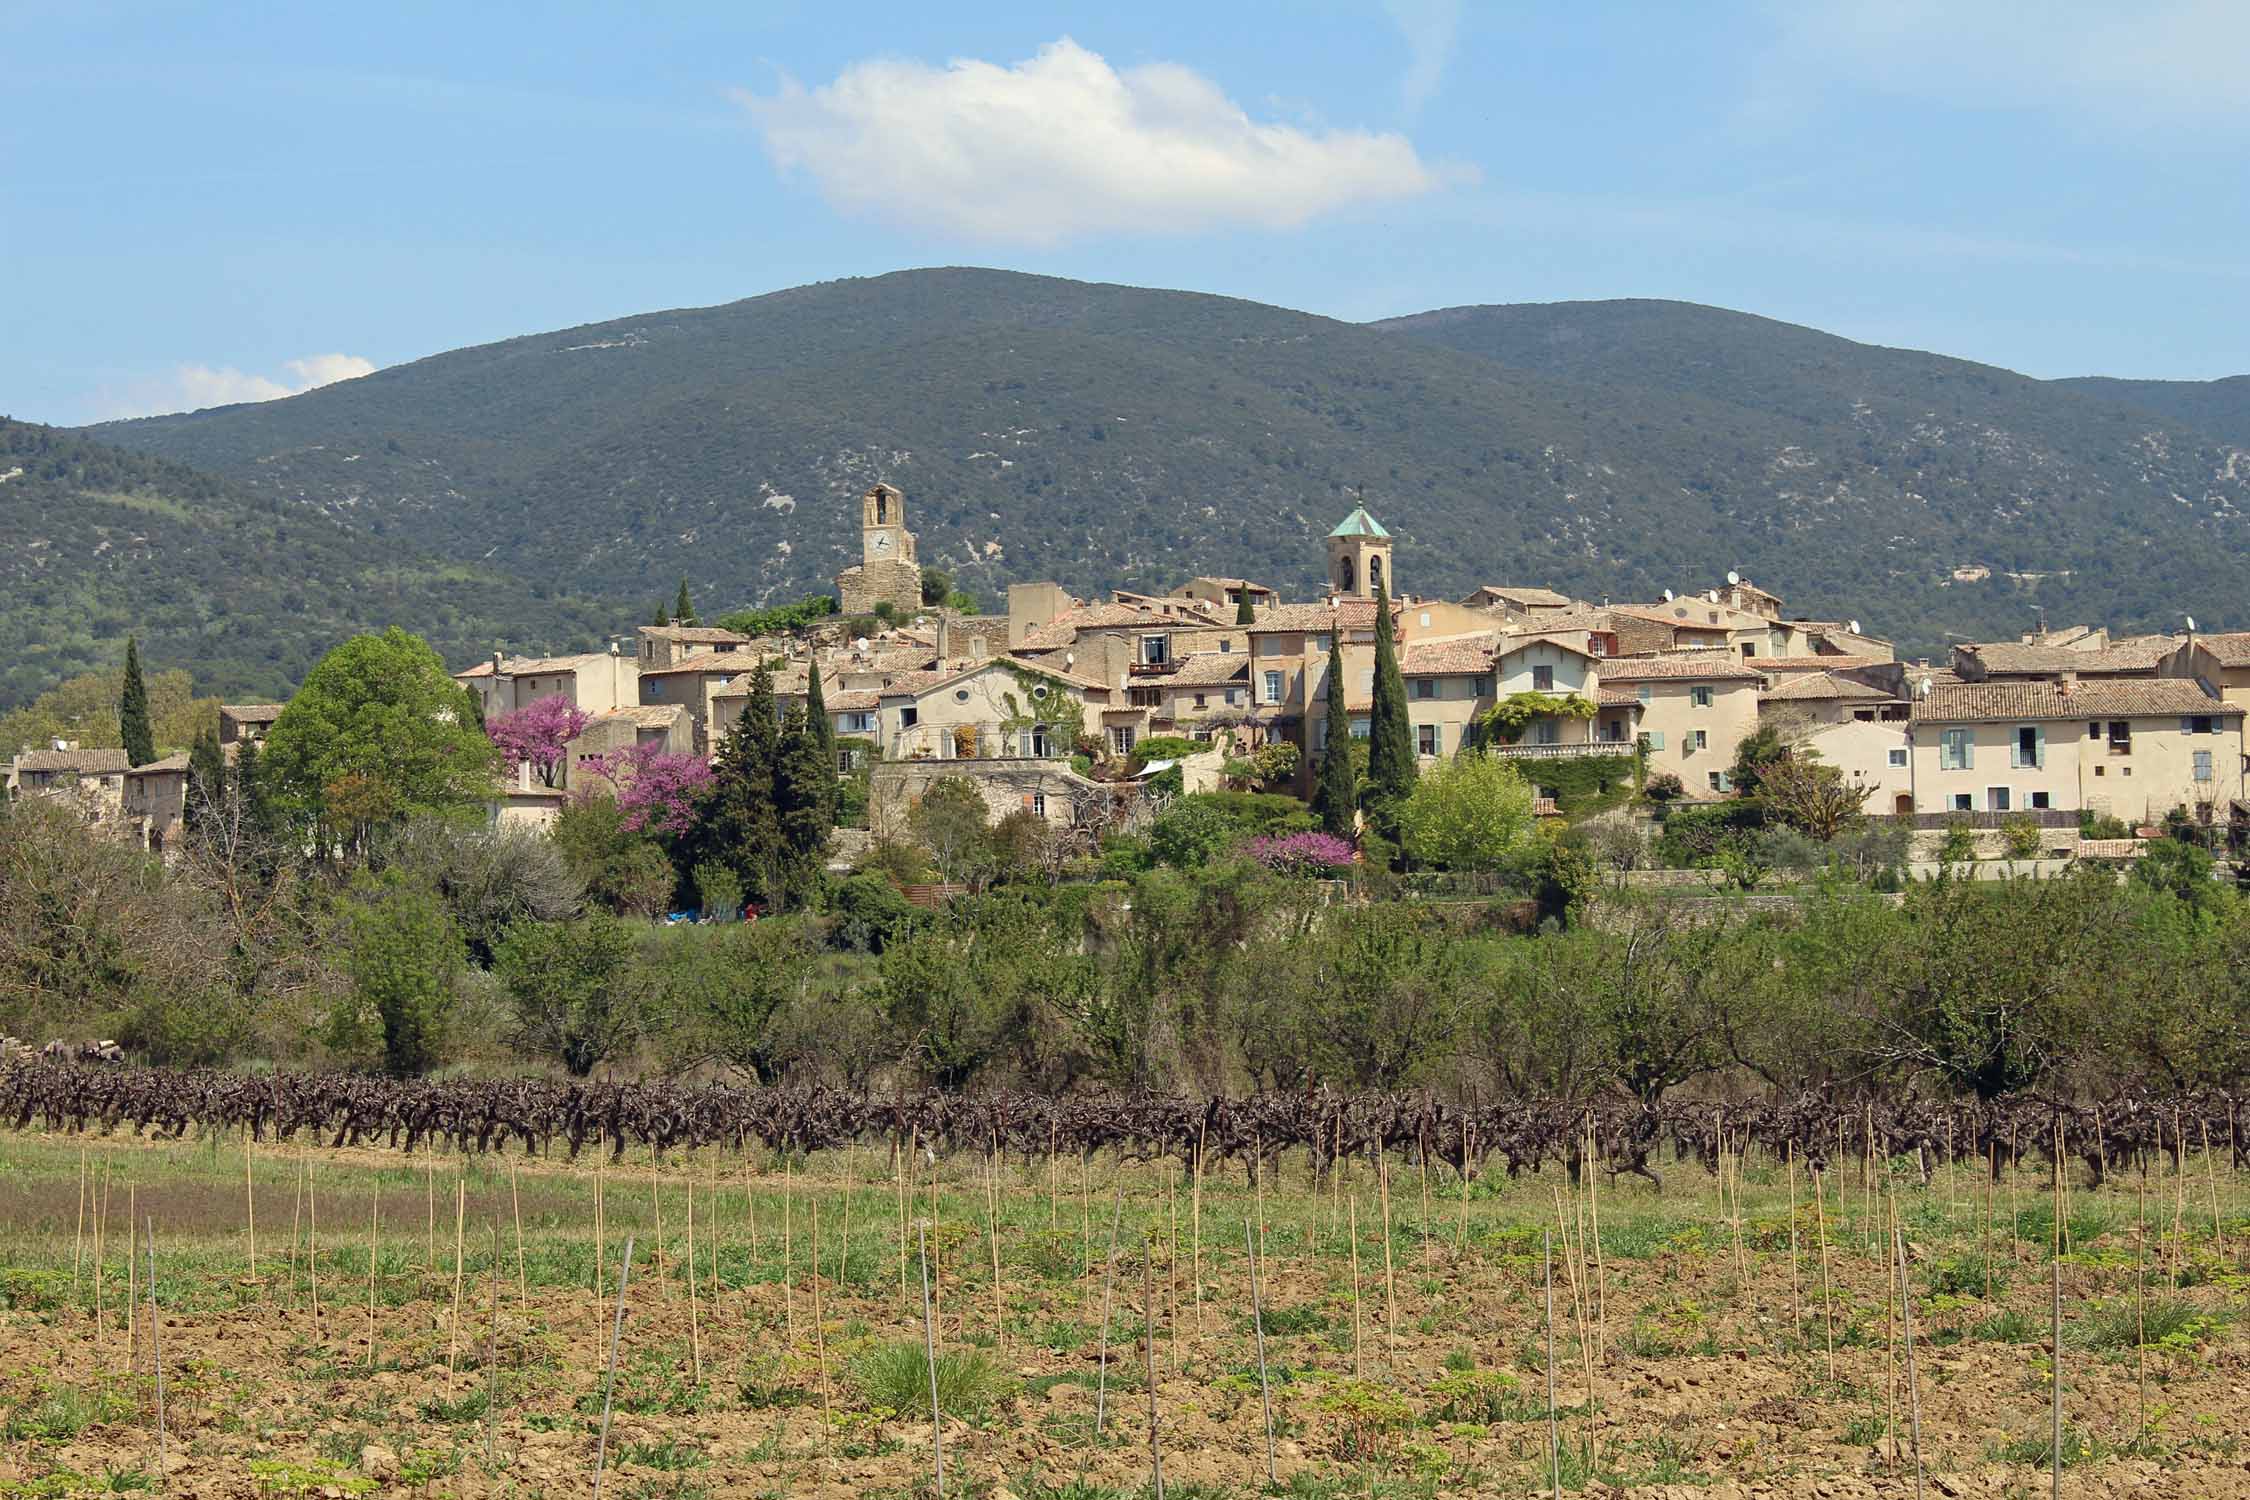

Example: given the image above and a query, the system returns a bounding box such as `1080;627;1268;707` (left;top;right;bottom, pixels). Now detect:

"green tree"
651;600;670;627
1363;584;1416;840
1235;594;1257;625
493;915;642;1077
804;666;837;819
1757;755;1871;841
1396;753;1537;871
674;578;695;625
2133;837;2224;916
118;636;154;767
772;704;833;906
1311;640;1357;839
693;661;783;900
1729;723;1788;797
911;776;999;887
920;566;953;607
337;876;463;1077
553;796;675;917
259;628;496;851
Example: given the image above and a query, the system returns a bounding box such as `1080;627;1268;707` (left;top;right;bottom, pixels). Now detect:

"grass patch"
852;1342;1008;1421
2069;1296;2224;1352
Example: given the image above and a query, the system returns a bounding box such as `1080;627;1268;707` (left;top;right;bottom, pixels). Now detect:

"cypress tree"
804;663;838;820
698;661;783;901
1235;594;1257;625
773;704;832;906
652;601;670;627
118;636;155;767
185;728;227;830
1311;639;1357;839
674;579;695;626
1363;584;1417;838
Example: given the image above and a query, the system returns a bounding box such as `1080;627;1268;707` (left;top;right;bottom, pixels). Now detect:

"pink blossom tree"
578;742;713;837
487;694;593;788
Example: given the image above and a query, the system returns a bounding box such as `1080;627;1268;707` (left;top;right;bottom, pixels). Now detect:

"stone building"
834;483;923;616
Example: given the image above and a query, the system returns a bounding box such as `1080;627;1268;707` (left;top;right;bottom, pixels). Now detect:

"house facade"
1597;652;1764;794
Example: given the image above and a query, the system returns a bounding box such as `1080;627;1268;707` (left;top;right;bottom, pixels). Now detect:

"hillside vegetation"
63;268;2250;684
0;418;611;710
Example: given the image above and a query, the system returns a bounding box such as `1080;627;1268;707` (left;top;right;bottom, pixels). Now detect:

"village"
10;481;2249;870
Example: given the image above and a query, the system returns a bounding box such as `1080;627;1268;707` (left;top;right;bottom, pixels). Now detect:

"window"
1939;729;1973;771
1361;670;1375;697
1193;693;1207;709
1887;748;1908;768
954;688;971;702
1417;724;1439;756
2088;721;2101;739
1350;717;1371;740
2029;791;2050;809
1111;725;1137;754
2183;714;2214;735
2195;749;2214;782
1413;678;1436;700
1031;792;1047;818
1589;637;1607;656
1219;640;1231;652
2108;721;2132;754
900;706;918;729
1741;641;1757;659
1989;787;2011;812
1690;729;1708;752
1691;685;1713;708
1141;635;1169;666
1265;671;1284;704
1224;689;1238;706
1708;770;1730;792
1025;726;1052;757
1641;730;1666;751
647;680;663;698
1533;719;1560;745
841;712;875;734
1951;793;1973;812
1532;665;1554;691
1313;635;1333;653
2012;726;2043;769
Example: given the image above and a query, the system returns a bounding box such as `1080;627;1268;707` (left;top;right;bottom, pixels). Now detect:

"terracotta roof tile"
1159;653;1251;687
2190;632;2250;667
1597;651;1765;683
640;650;774;677
590;706;689;731
1402;638;1497;675
14;748;131;774
1910;680;2238;724
639;625;751;644
126;753;191;774
220;703;286;722
1761;671;1894;703
1957;639;2175;676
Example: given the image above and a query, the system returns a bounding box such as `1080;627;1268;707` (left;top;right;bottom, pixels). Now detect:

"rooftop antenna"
1726;569;1741;586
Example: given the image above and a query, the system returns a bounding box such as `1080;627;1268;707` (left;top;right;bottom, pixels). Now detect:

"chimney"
2059;669;2079;690
935;612;951;663
492;650;505;676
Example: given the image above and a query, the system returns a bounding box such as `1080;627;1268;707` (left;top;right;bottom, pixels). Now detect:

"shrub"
1937;817;1981;864
1244;831;1356;875
1644;770;1685;802
828;871;921;953
2000;816;2042;860
851;1342;1007;1419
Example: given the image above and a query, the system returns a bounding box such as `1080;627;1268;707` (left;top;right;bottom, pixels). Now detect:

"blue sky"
6;1;2247;424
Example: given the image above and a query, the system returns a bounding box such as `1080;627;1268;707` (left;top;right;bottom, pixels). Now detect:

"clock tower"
836;482;923;614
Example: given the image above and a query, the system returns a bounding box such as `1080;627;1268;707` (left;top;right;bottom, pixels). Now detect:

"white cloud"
736;38;1455;244
1756;1;2250;128
107;353;376;419
1384;0;1461;115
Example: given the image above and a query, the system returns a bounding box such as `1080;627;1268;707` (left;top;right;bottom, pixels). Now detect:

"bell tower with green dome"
1326;503;1393;600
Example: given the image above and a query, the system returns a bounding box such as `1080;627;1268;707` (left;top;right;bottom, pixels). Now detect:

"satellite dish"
1848;620;1860;635
1661;588;1674;602
1726;569;1741;586
1707;590;1721;604
2185;615;2198;632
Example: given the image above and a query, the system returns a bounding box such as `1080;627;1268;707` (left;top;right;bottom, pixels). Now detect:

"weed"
619;1437;709;1471
1989;1423;2109;1468
852;1342;1008;1421
245;1459;376;1497
1235;1303;1330;1338
2070;1296;2224;1352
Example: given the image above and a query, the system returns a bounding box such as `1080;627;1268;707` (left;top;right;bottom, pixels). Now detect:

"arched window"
873;492;889;524
1338;555;1355;593
1369;554;1385;592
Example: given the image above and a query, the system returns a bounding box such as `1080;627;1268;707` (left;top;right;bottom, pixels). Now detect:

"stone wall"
838;558;923;616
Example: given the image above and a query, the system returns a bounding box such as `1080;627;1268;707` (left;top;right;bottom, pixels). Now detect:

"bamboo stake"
1244;1219;1277;1489
366;1193;380;1375
710;1161;721;1309
1094;1182;1124;1437
484;1226;501;1465
783;1151;797;1344
1418;1130;1432;1266
1895;1225;1927;1499
1813;1167;1836;1381
244;1137;256;1291
126;1184;137;1369
985;1150;1005;1357
306;1149;321;1334
2203;1118;2224;1260
1985;1144;1998;1298
145;1218;165;1488
288;1151;304;1306
426;1153;437;1276
1191;1126;1206;1341
594;1161;605;1303
2050;1248;2063;1500
1458;1118;1471;1255
917;1220;945;1500
1378;1153;1398;1358
2135;1186;2148;1443
1545;1229;1561;1500
1884;1189;1898;1473
651;1167;668;1297
686;1170;703;1386
926;1142;943;1349
73;1145;88;1302
1143;1236;1165;1500
1588;1118;1607;1360
811;1199;834;1464
1787;1143;1802;1345
897;1131;911;1292
1348;1193;1364;1376
1553;1187;1595;1457
1166;1154;1179;1374
509;1158;528;1327
447;1176;466;1385
591;1236;634;1500
91;1162;106;1342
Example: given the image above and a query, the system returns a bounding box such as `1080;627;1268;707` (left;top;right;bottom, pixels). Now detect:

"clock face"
871;530;892;554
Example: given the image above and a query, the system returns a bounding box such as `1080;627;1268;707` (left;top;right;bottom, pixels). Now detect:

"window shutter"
1022;792;1035;812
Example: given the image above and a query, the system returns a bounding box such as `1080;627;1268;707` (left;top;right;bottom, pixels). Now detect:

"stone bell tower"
836;483;923;615
1326;503;1393;600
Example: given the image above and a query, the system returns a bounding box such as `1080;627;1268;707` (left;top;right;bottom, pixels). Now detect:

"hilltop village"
11;482;2248;866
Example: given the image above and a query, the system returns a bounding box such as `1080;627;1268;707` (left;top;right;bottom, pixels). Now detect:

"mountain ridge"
61;267;2250;692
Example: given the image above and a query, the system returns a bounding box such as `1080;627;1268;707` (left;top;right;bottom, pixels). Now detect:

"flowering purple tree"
1245;831;1357;876
486;694;593;788
578;742;713;837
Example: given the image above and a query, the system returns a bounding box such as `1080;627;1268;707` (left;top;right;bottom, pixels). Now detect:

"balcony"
1483;740;1637;761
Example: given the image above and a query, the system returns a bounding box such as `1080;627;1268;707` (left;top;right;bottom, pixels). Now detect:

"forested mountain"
2051;374;2250;450
0;419;609;711
73;269;2250;683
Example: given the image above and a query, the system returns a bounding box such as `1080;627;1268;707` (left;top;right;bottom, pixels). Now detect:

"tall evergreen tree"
1235;594;1257;625
773;704;832;907
803;663;838;821
674;579;695;626
1311;639;1357;839
118;636;154;767
1363;584;1417;840
651;601;670;627
695;661;783;901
